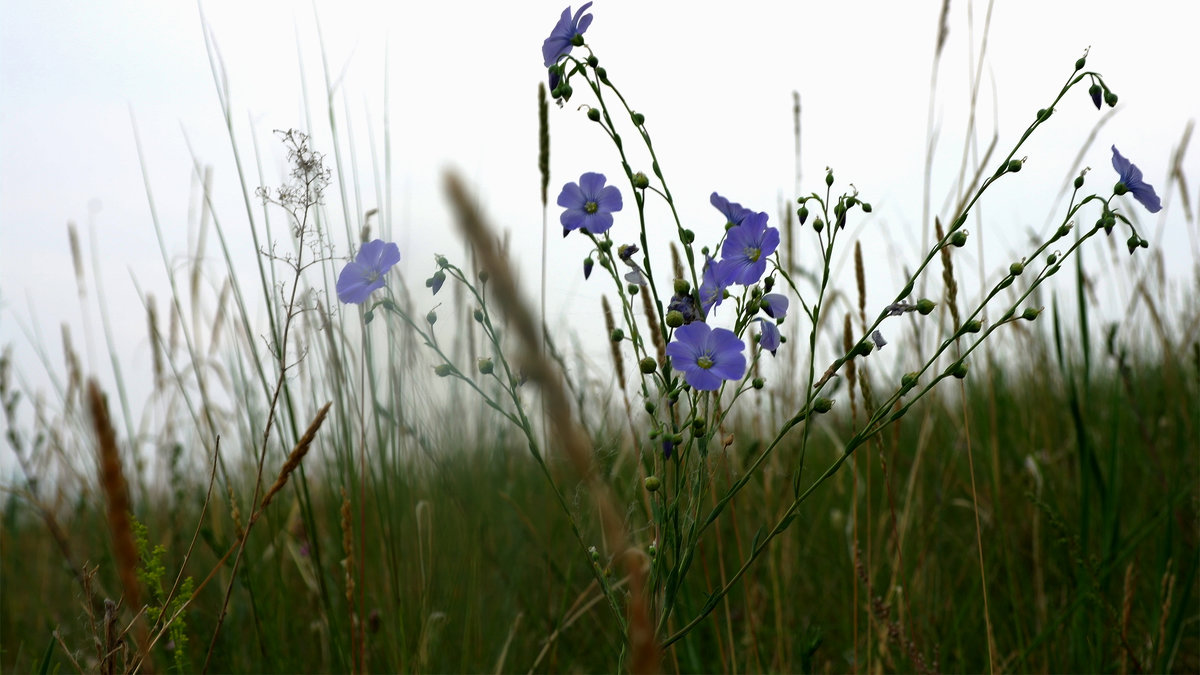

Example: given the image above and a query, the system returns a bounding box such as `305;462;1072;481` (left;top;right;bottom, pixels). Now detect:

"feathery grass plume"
61;324;81;414
844;313;859;424
1121;561;1137;674
935;217;961;328
538;82;550;207
670;242;685;281
602;295;627;391
88;379;139;614
68;221;85;286
1155;558;1176;667
639;284;666;364
444;171;658;673
855;241;867;328
146;294;163;387
260;401;332;511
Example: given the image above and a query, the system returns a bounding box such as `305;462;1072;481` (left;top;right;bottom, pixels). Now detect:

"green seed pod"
813;218;825;233
1074;174;1085;190
951;362;968;379
1075;56;1086;70
1007;159;1023;173
673;278;690;295
596;66;608;81
1046;252;1058;265
813;398;834;414
1021;307;1042;321
825;170;834;187
478;270;489;283
627;283;639;295
473;308;484;322
611;328;624;342
682;229;695;244
950;230;969;247
1009;261;1025;276
477;358;494;375
426;310;437;325
962;319;982;334
586;55;598;67
900;372;919;390
1104;91;1118;107
644;400;656;414
1057;223;1073;239
434;364;452;377
587;108;601;122
632;171;649;189
752;377;765;390
644;476;661;492
691;418;705;436
854;341;874;357
631;112;645;126
665;310;684;328
916;299;936;315
861;202;873;213
639;357;657;374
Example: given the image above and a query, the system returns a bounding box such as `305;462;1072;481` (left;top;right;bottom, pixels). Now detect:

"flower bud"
861;202;873;213
691;418;705;436
589;545;600;562
1088;84;1102;110
961;319;982;334
478;270;489;283
1114;182;1128;196
632;172;649;189
1021;307;1042;322
1126;234;1140;255
681;229;695;244
825;169;834;187
583;257;594;279
665;310;684;328
477;358;494;375
950;230;968;247
364;309;374;323
644;400;656;414
587;107;601;122
631;112;645;126
1104;90;1118;107
586;55;598;67
1036;108;1052;122
426;310;437;325
434;364;452;377
639;357;657;374
673;278;690;295
644;476;661;492
1057;223;1073;239
813;218;825;233
916;299;936;315
1074;174;1086;190
950;362;968;379
1007;159;1023;173
813;397;834;414
1009;261;1025;276
610;328;624;342
853;341;874;357
797;205;809;225
436;254;449;269
1046;252;1058;265
900;372;919;390
473;308;484;322
627;283;639;295
1074;56;1086;70
599;240;612;252
596;66;608;81
752;377;765;390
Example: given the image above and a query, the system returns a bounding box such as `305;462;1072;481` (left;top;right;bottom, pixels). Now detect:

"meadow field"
2;3;1198;673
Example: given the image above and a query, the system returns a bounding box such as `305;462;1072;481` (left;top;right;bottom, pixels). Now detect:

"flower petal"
583;212;614;234
578;171;608;196
761;293;789;319
557;181;585;209
595;184;623;213
561;208;588;231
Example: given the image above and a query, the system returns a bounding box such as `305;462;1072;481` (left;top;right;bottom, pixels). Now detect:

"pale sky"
1;1;1197;452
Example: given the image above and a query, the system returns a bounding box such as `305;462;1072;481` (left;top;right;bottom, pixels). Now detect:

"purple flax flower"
710;192;753;227
558;172;622;234
760;293;789;319
755;319;781;355
720;210;780;286
1111;146;1162;213
699;256;731;317
871;329;887;350
337;239;400;304
542;3;594;68
666;322;746;391
668;292;701;325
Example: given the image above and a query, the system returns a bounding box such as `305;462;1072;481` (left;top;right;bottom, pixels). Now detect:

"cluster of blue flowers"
331;3;1165;403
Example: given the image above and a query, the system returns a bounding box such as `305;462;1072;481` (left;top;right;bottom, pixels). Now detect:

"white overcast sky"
1;0;1197;431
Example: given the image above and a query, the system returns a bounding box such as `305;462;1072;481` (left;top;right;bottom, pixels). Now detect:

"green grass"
2;323;1196;672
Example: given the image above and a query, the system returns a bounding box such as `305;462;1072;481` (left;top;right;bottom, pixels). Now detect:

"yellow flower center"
697;356;713;370
585;201;599;214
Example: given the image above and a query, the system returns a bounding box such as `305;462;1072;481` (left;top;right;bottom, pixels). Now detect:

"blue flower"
1111;146;1162;213
755;318;781;355
698;256;731;317
426;270;446;295
667;322;747;391
558;172;623;234
720;210;780;286
337;239;400;304
668;292;701;325
760;293;789;319
542;3;594;68
710;192;753;227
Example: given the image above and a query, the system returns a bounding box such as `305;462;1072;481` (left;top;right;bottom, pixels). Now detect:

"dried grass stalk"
260;401;332;511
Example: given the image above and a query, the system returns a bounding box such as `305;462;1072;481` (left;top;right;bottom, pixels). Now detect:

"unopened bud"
632;172;649;189
1009;261;1025;276
916;299;936;315
477;358;494;375
813;398;834;414
631;112;645;126
950;230;968;247
1021;307;1042;321
752;377;765;390
901;373;919;390
610;328;624;342
639;357;657;374
665;310;684;328
644;476;661;492
434;364;452;377
950;362;968;379
1007;159;1023;173
426;310;437;325
587;108;601;122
